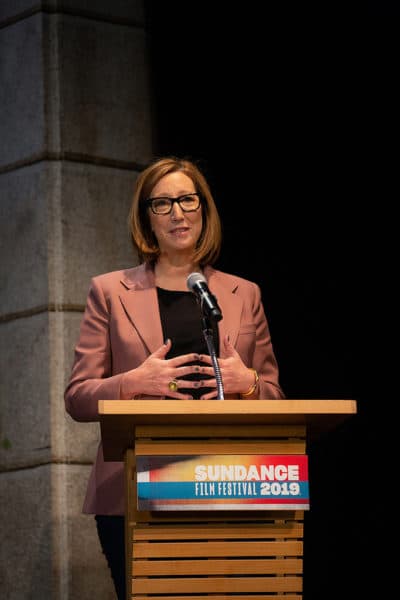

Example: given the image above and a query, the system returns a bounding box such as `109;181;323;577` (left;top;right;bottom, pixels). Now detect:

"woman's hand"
199;335;257;399
120;339;216;399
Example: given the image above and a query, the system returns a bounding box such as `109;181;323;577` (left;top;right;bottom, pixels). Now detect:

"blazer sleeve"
64;277;126;422
249;282;285;399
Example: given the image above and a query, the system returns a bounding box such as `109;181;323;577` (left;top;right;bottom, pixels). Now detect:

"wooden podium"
99;399;356;600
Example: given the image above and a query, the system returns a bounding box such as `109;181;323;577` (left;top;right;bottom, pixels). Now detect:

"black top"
157;287;219;399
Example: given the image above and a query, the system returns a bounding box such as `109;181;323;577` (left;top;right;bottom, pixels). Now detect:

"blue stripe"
138;481;309;500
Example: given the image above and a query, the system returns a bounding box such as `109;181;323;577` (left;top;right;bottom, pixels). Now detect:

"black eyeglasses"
146;193;201;215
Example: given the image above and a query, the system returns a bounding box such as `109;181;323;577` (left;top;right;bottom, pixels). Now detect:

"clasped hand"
121;336;255;399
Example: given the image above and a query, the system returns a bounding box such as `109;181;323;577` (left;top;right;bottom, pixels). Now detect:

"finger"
152;338;172;359
176;393;194;400
196;354;213;365
168;352;202;367
177;364;213;377
166;382;194;400
223;334;238;357
191;379;217;390
200;390;218;400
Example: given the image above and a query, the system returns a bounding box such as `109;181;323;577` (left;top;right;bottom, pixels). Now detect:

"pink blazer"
64;263;284;514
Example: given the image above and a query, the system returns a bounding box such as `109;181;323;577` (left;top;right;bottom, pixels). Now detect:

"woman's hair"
128;156;222;265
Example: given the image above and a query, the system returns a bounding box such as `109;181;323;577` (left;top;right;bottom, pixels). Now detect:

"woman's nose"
170;202;184;219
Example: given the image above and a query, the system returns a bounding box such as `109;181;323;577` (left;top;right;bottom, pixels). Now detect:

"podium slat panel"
135;424;306;438
133;522;304;539
132;576;303;594
133;557;303;575
133;596;302;600
132;510;304;523
133;540;303;558
135;439;305;454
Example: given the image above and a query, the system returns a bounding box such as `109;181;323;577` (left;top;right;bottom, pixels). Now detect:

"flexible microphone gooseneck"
187;272;224;400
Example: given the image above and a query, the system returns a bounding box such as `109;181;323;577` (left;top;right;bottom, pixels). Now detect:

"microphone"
187;272;223;322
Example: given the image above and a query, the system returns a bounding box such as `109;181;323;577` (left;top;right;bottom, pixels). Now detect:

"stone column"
0;2;153;598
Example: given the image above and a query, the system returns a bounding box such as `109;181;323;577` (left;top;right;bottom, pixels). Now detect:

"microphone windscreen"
187;272;206;291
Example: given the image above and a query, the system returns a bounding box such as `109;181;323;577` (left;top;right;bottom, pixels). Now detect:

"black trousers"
95;515;126;600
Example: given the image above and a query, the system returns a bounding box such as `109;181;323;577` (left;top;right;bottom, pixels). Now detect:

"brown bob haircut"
128;156;222;266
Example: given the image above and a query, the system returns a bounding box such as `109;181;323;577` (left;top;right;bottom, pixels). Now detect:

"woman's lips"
170;227;189;236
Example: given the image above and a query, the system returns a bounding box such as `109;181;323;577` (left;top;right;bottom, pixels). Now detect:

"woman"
64;156;284;599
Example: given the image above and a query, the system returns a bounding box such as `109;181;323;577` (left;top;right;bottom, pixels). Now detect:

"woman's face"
148;171;203;259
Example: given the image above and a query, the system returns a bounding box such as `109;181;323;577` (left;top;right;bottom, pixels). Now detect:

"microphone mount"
187;272;224;400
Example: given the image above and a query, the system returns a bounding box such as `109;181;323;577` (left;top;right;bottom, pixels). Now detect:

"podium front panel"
125;422;306;599
98;399;356;599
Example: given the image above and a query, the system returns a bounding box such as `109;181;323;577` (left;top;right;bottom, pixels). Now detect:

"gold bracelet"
241;369;259;397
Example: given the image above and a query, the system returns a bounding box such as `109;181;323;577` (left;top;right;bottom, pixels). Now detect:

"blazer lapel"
118;265;164;354
205;267;243;357
117;264;244;358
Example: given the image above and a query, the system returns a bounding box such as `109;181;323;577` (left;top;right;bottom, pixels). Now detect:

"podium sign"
137;454;309;510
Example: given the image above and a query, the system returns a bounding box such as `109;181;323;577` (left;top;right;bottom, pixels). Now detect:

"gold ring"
168;379;178;392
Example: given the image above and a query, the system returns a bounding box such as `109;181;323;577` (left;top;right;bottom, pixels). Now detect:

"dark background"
145;3;392;598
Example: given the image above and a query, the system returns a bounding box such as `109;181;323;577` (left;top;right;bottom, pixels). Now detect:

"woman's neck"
154;259;202;291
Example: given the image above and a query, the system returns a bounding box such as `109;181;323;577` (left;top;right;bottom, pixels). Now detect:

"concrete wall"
0;2;153;597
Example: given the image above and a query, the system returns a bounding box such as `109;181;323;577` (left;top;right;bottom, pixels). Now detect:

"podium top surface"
99;399;356;421
99;399;357;461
